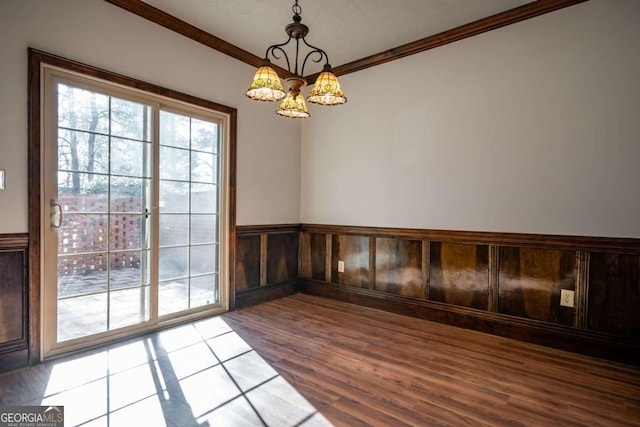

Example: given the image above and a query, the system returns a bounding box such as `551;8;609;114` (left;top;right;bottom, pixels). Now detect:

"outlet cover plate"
337;260;345;273
560;289;575;308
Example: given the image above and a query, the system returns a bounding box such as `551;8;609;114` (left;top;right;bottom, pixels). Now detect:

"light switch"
0;170;5;190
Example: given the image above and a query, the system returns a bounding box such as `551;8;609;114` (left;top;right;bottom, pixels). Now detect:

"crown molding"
104;0;587;82
306;0;588;81
103;0;290;76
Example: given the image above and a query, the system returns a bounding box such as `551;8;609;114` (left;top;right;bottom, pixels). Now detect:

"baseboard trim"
300;279;640;366
0;348;29;374
235;281;299;309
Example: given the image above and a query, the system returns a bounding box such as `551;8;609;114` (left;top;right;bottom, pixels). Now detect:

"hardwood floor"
1;293;638;426
0;311;332;426
223;294;640;426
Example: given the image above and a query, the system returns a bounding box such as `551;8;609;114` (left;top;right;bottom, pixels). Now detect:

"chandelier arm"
294;38;301;76
299;38;330;76
300;50;324;77
265;37;294;74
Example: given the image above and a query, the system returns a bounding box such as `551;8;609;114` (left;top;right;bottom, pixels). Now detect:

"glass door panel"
158;110;220;317
55;83;152;343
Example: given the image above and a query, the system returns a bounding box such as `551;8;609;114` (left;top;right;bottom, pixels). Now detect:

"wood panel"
429;242;489;310
300;232;326;281
588;252;640;339
0;234;29;373
0;252;25;343
235;235;261;291
374;238;422;299
331;235;369;288
266;233;299;284
235;226;300;308
498;247;577;326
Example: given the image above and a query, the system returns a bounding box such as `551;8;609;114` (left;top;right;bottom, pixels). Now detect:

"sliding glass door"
41;66;229;358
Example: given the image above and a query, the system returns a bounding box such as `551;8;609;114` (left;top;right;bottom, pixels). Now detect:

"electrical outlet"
560;289;575;308
337;260;345;273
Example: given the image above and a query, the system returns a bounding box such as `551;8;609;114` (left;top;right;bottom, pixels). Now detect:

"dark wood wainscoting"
235;225;299;308
0;234;29;373
587;252;640;339
300;224;640;365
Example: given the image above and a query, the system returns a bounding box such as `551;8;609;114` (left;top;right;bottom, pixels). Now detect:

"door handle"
50;199;63;229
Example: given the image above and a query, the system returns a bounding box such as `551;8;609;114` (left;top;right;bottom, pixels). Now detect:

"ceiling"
113;0;582;78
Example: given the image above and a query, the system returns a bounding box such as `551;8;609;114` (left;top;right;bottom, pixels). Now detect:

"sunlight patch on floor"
37;317;333;426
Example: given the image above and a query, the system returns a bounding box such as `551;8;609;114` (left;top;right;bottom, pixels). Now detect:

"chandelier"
245;0;347;118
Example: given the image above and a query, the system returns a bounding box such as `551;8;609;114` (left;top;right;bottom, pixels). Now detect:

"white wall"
0;0;301;233
301;0;640;238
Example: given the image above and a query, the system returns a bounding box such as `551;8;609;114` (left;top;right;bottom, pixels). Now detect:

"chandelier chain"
292;0;302;16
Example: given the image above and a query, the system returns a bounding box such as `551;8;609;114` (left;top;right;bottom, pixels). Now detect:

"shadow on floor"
0;316;333;427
